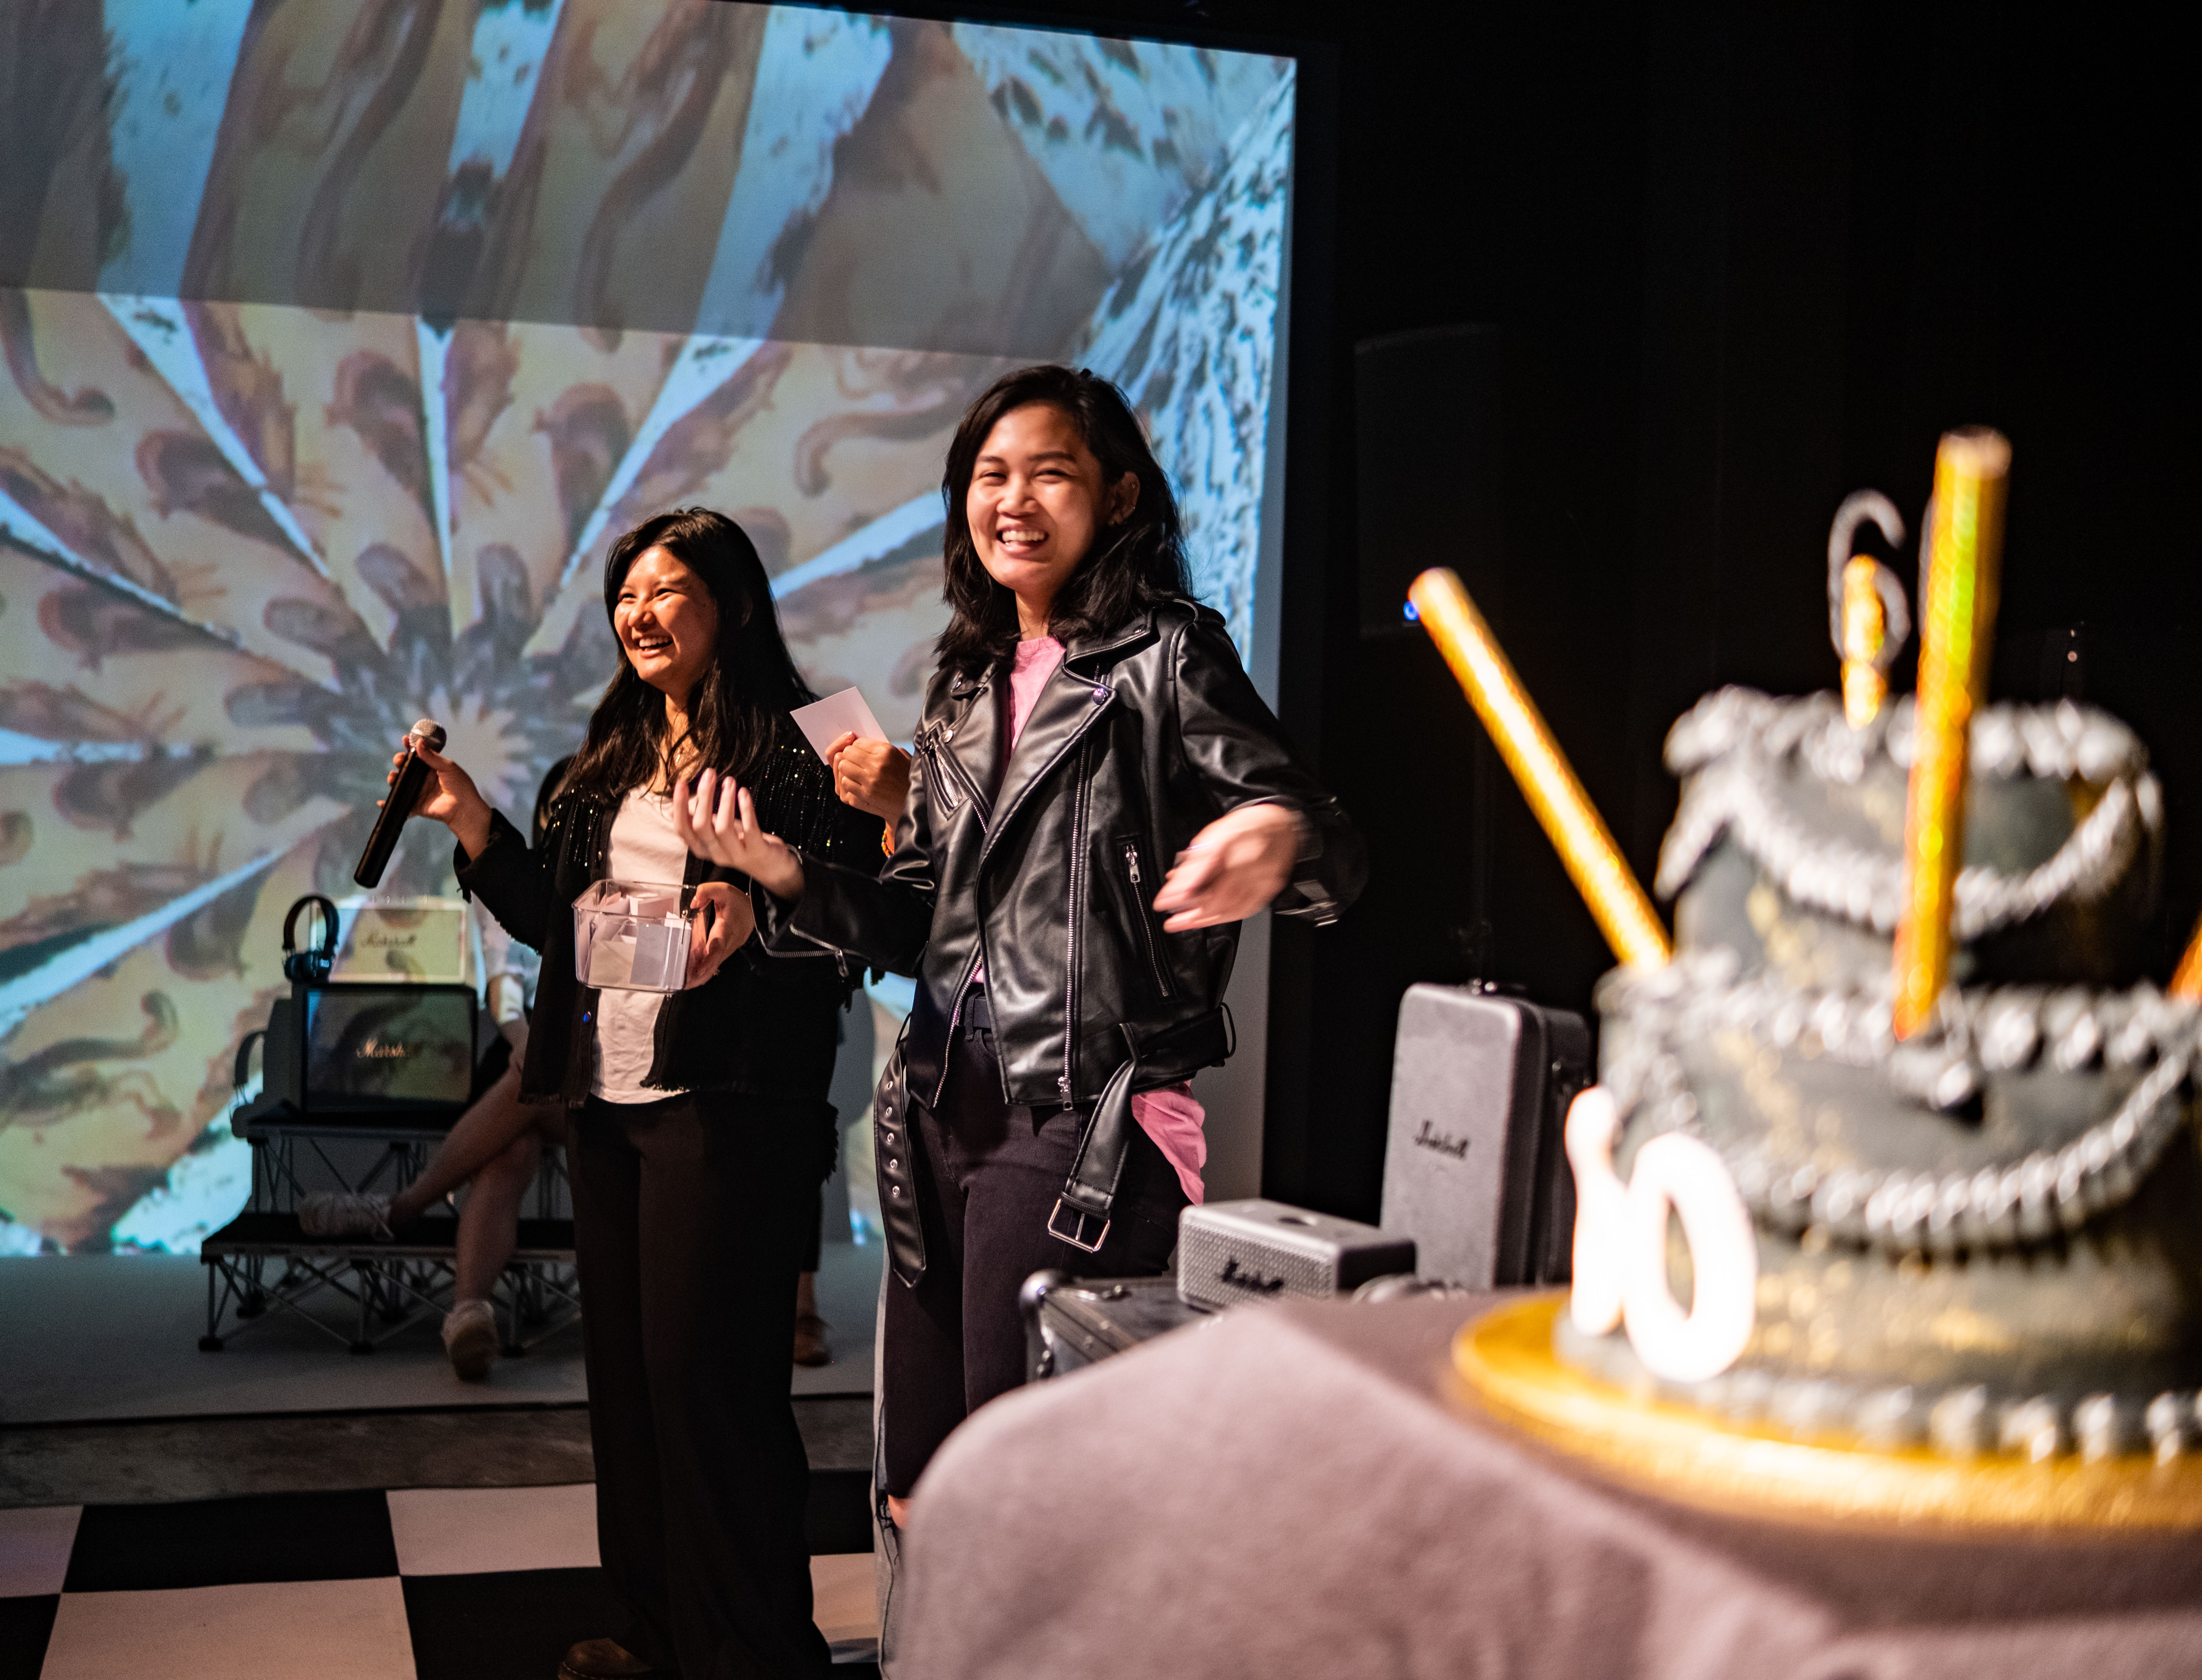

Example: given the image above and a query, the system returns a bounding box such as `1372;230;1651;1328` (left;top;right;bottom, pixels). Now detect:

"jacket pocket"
1111;834;1176;1002
920;720;993;823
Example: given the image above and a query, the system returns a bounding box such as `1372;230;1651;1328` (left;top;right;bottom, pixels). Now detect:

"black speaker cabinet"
1377;984;1589;1288
258;982;479;1122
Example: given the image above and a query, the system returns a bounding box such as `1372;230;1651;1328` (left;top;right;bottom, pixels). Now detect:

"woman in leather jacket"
674;367;1366;1527
395;508;878;1680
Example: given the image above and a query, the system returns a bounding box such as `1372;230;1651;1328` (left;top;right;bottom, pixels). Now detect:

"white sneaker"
443;1297;500;1382
297;1191;393;1239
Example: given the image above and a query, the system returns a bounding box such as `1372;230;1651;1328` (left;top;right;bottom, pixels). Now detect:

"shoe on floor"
558;1638;675;1678
793;1311;831;1367
443;1297;500;1382
296;1191;392;1239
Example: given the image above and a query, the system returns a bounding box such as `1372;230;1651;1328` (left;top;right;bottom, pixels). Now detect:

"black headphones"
281;894;340;985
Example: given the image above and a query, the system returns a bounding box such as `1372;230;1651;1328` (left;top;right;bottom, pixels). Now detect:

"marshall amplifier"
252;984;479;1122
1175;1199;1416;1310
237;896;481;1130
1377;984;1590;1289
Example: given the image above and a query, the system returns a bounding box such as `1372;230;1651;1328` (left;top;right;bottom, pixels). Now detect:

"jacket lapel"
978;613;1155;873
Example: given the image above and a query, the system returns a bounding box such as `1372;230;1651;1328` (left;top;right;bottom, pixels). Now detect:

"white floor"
0;1242;879;1423
4;1486;880;1676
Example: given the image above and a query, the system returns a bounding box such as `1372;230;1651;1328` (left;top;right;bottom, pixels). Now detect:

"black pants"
800;1183;823;1275
878;994;1190;1496
571;1092;834;1680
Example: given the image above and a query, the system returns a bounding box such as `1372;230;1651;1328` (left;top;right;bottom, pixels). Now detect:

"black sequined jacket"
455;731;883;1108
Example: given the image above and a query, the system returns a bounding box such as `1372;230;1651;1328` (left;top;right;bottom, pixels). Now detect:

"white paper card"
790;687;888;762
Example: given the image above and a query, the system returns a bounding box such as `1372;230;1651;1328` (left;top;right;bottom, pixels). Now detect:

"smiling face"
965;402;1139;637
613;544;721;703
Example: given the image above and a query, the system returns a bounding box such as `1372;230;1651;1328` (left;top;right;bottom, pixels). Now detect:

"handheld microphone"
353;718;448;889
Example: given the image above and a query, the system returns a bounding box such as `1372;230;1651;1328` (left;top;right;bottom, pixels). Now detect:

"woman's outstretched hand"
825;731;913;822
684;882;753;987
1150;802;1303;932
385;736;493;859
672;770;806;901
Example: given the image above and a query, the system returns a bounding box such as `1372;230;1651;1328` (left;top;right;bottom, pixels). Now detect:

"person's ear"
1106;471;1141;525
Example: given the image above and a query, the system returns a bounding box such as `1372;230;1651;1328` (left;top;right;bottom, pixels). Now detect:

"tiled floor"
0;1486;879;1679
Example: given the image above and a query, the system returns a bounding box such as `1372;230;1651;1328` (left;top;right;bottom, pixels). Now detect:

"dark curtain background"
886;0;2198;1221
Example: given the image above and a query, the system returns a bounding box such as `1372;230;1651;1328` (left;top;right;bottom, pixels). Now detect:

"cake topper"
1824;489;1911;728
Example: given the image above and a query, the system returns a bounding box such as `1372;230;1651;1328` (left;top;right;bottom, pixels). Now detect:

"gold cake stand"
1455;1293;2202;1530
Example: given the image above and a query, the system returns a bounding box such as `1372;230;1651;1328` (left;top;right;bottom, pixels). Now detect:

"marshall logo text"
1411;1119;1471;1159
1218;1255;1287;1294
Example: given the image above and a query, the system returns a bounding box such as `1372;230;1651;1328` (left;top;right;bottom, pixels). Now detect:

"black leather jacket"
763;600;1365;1274
457;733;882;1109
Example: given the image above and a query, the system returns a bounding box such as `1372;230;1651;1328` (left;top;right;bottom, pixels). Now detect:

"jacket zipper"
1061;737;1095;1102
922;713;993;822
1119;838;1175;1000
918;724;962;814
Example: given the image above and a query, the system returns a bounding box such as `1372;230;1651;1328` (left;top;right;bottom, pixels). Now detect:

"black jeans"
878;993;1190;1496
571;1092;834;1679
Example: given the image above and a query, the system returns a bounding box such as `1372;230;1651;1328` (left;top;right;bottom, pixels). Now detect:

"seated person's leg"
392;1065;535;1224
296;1063;535;1236
443;1124;544;1381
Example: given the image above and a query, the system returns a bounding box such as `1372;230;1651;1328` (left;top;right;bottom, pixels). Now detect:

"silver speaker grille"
1177;1224;1334;1308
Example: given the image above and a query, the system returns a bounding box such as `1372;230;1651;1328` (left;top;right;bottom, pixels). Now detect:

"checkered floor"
0;1486;879;1679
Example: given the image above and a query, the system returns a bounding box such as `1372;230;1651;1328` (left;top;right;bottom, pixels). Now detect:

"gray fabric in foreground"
894;1294;2202;1680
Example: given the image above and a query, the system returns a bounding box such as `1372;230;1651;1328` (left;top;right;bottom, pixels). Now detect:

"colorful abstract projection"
0;0;1296;1251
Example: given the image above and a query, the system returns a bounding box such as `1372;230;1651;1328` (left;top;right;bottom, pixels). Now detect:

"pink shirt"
976;637;1206;1204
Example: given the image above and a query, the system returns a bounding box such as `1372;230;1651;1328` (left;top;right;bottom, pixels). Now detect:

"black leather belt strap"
1048;1006;1234;1253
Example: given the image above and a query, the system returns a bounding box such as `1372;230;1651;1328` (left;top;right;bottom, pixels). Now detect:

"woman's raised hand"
683;881;753;987
1150;802;1303;932
825;731;913;822
386;735;493;857
672;769;806;900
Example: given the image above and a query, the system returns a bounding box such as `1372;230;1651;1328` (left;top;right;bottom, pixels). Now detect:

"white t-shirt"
591;789;692;1104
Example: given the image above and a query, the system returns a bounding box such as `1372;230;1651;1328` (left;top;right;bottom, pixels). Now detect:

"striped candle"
1409;567;1670;970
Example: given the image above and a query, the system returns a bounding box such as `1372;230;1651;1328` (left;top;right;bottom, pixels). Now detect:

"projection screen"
0;0;1297;1253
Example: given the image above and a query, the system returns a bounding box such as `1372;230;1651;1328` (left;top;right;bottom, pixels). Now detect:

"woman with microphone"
388;508;877;1680
674;365;1365;1540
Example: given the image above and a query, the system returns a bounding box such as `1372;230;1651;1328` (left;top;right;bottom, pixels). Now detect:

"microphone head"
408;718;447;752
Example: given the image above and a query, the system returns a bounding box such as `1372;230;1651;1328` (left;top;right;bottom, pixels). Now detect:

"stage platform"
0;1241;881;1425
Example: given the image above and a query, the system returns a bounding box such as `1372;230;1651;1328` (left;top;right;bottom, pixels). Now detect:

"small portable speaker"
1377;984;1590;1289
1175;1199;1416;1310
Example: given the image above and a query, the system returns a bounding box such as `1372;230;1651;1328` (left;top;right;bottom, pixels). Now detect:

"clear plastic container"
571;880;695;993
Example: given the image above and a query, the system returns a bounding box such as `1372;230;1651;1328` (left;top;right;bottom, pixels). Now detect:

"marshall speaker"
1377;984;1590;1289
240;897;480;1124
251;983;480;1121
1176;1199;1416;1310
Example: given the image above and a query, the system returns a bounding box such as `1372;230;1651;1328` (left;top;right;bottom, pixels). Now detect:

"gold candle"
2171;910;2202;1000
1409;568;1670;969
1892;428;2011;1039
1841;556;1891;727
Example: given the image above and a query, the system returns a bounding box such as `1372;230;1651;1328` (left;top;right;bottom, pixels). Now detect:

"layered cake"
1556;682;2202;1462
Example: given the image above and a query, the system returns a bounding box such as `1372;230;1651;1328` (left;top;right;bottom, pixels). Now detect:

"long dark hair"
936;365;1190;675
562;508;814;802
